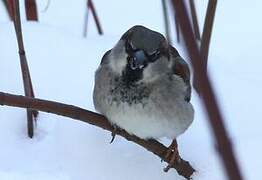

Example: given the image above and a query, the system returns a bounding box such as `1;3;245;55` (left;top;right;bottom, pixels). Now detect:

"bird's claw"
110;125;118;144
32;110;39;118
110;131;116;144
163;139;181;172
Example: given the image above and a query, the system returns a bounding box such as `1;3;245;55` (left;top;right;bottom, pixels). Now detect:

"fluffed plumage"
93;25;194;140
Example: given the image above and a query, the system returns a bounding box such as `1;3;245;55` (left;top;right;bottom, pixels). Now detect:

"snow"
0;0;262;180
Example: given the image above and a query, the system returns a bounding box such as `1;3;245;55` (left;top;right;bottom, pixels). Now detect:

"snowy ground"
0;1;262;180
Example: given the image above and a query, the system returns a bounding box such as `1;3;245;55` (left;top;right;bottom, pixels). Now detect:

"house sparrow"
93;25;194;170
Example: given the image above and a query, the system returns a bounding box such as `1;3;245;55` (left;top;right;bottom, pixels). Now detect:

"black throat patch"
110;73;150;105
121;63;144;85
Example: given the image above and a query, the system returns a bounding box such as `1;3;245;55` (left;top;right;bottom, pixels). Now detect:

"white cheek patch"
109;53;127;74
109;40;128;75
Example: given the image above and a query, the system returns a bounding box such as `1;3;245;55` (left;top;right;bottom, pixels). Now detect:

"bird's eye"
147;50;161;62
125;40;136;54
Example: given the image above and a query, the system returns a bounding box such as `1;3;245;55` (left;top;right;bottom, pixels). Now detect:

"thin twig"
193;0;217;93
88;0;103;35
0;91;195;179
12;0;38;138
170;1;243;180
83;5;90;37
175;12;180;43
200;0;217;61
189;0;201;40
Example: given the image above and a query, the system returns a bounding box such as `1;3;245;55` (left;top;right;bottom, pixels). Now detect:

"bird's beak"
128;50;147;70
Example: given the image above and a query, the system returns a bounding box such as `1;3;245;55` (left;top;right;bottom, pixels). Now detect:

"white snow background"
0;0;262;179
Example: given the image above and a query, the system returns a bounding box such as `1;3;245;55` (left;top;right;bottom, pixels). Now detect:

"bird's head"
101;25;179;84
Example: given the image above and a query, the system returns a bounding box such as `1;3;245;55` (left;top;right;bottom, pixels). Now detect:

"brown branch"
5;0;15;20
193;0;217;93
175;11;180;43
2;0;13;20
12;0;38;138
24;0;38;21
170;1;243;180
189;0;201;40
0;91;195;179
87;0;103;35
200;0;217;62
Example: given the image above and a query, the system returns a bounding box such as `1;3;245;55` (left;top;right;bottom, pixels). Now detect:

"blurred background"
0;0;261;180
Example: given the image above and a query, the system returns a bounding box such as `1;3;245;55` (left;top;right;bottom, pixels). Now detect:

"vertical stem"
6;0;15;20
171;1;243;180
200;0;217;65
25;0;38;21
2;0;13;20
83;4;89;37
88;0;103;35
175;12;180;43
161;0;171;43
193;0;217;93
189;0;201;40
13;0;38;138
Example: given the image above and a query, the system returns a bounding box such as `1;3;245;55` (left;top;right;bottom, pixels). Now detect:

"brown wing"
170;46;192;102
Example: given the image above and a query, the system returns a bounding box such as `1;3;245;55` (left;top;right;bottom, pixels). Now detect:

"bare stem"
2;0;13;20
170;1;243;179
193;0;217;94
88;0;103;35
12;0;38;138
189;0;201;40
24;0;38;21
0;91;195;179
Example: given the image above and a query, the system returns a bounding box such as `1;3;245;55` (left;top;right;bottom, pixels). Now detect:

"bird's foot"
163;139;181;172
110;125;118;144
32;110;39;118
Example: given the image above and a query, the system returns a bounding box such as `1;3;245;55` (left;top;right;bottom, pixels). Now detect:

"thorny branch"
0;92;195;179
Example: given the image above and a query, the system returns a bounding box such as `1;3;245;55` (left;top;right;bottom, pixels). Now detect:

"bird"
93;25;194;171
